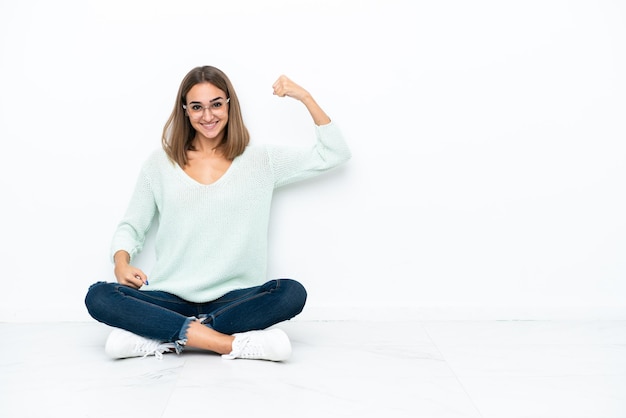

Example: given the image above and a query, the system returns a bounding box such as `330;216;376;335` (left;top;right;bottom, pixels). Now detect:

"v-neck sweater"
110;122;351;302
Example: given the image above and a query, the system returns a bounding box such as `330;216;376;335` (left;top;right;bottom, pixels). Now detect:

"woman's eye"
212;101;223;108
191;105;203;111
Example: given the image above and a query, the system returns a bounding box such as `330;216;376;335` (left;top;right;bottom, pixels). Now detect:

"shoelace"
134;340;176;360
222;335;263;360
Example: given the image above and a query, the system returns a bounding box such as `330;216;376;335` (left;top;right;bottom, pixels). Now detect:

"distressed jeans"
84;279;307;345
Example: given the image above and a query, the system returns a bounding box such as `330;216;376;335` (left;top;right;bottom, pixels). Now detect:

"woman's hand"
113;250;148;289
272;75;311;101
272;75;331;126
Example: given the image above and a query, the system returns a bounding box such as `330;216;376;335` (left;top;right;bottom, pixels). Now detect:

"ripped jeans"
84;279;307;347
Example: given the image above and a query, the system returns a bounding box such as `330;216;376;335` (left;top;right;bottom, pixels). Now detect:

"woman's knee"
84;281;115;319
279;279;307;315
85;281;109;303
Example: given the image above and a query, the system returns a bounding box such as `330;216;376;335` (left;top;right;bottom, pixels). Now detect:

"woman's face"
184;82;229;142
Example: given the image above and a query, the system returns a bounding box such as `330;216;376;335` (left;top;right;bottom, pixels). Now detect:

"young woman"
84;66;351;361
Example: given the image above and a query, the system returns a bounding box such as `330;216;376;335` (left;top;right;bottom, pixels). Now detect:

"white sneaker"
105;328;176;360
222;328;291;361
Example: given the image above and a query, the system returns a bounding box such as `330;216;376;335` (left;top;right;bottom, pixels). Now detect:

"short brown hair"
162;66;250;166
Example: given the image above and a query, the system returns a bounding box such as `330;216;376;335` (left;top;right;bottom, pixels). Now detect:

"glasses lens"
185;98;229;116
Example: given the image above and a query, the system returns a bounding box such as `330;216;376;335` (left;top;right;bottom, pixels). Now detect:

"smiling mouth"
201;121;218;129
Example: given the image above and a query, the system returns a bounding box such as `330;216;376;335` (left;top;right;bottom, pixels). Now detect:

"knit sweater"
111;122;351;302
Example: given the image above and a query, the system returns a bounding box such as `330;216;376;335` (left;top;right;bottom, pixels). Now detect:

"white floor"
1;320;625;418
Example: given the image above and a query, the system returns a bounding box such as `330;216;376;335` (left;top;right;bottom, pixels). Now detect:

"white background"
1;0;625;321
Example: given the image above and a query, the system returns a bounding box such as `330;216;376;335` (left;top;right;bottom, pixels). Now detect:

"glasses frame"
183;98;230;116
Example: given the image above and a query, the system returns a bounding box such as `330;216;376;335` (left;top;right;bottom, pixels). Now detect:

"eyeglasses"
183;98;230;116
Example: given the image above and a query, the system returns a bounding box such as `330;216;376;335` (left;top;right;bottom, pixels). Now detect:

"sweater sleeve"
109;164;158;263
268;121;351;188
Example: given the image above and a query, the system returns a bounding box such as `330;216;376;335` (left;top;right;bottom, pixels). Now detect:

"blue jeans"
84;279;307;345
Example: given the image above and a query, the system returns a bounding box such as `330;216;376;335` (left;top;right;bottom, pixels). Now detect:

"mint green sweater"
111;122;351;302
